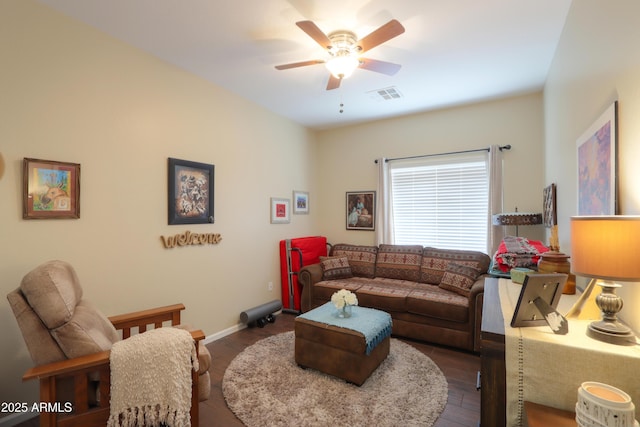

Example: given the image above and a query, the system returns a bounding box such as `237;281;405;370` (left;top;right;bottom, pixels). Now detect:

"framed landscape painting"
346;191;375;230
168;158;215;225
23;158;80;219
576;102;617;215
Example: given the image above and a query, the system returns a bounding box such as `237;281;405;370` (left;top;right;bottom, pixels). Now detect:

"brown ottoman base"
294;317;390;386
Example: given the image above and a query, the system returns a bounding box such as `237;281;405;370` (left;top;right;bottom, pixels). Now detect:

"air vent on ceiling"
368;86;403;101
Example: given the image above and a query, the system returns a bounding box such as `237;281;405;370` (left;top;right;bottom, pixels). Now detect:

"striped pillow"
438;263;482;297
320;256;353;280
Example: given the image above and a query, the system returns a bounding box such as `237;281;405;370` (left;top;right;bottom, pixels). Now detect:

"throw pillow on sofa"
438;263;483;297
376;244;423;282
319;256;353;280
421;247;490;285
330;244;378;278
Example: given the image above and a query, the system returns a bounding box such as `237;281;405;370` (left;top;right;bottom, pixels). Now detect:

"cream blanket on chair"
107;327;198;427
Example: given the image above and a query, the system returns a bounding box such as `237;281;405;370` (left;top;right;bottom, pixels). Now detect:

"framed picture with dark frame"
346;191;375;230
577;101;617;215
168;157;214;225
543;183;557;228
23;158;80;219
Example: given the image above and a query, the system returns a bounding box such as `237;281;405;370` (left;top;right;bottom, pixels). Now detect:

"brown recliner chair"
7;260;211;427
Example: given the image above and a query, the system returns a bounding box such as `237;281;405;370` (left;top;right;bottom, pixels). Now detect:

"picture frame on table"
511;273;567;329
346;191;375;231
168;157;215;225
270;198;290;224
576;101;617;215
23;158;80;219
293;190;309;214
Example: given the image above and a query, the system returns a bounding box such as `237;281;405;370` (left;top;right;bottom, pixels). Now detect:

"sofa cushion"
319;256;353;280
438;264;482;297
420;247;490;285
330;244;378;278
406;284;469;323
313;277;369;301
354;278;418;312
375;244;423;282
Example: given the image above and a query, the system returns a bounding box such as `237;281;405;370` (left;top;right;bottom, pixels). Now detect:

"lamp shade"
570;216;640;281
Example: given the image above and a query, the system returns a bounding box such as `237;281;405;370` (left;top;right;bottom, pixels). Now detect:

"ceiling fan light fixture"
325;53;359;79
276;20;405;90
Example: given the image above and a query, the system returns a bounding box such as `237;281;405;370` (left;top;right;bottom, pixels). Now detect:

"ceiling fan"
275;19;405;90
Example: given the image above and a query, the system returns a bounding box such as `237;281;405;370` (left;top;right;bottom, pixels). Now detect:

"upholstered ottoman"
294;302;392;386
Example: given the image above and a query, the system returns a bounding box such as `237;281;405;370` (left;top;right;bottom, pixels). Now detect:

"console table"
480;277;506;426
480;278;640;427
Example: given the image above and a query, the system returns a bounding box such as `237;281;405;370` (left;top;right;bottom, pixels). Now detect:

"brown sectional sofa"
299;243;491;352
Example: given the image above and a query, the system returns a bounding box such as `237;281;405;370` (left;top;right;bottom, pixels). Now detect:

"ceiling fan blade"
296;21;331;50
275;59;324;70
326;74;342;90
358;58;402;76
357;19;405;54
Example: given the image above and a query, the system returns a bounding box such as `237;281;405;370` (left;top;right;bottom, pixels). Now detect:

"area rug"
222;331;448;427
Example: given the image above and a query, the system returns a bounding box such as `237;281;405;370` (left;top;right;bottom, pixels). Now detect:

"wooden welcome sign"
161;230;222;249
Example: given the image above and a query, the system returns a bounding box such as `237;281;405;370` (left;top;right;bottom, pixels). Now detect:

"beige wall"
9;0;639;416
315;93;546;247
0;1;319;408
544;0;640;333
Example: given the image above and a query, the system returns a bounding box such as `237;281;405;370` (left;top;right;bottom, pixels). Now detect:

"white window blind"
390;152;488;252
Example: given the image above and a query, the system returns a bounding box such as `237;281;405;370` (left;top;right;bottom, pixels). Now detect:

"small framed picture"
270;198;290;224
23;158;80;219
346;191;375;230
168;158;214;225
293;190;309;214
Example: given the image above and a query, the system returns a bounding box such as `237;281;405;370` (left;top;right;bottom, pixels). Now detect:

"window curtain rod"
374;144;511;163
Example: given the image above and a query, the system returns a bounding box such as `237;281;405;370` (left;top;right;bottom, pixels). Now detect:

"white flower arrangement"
331;289;358;309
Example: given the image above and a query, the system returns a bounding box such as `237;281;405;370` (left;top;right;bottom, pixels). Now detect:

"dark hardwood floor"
17;312;481;426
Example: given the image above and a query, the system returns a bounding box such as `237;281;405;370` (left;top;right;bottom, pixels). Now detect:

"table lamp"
570;216;640;345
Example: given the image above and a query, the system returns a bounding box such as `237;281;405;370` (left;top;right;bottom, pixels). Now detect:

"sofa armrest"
299;263;323;313
469;276;485;300
469;276;487;353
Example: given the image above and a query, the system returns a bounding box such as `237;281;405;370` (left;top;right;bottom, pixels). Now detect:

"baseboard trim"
202;310;284;344
203;322;246;345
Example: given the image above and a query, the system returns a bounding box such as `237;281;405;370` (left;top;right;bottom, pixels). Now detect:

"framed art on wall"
293;190;309;214
543;183;557;227
23;158;80;219
270;198;290;224
168;157;215;225
346;191;375;230
576;102;617;215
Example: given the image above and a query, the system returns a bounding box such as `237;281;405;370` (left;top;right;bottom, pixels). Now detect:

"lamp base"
587;320;636;345
586;281;637;346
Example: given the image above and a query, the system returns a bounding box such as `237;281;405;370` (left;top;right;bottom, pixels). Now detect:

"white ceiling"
37;0;572;130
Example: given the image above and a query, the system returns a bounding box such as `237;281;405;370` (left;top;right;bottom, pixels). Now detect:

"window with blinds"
390;152;488;252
